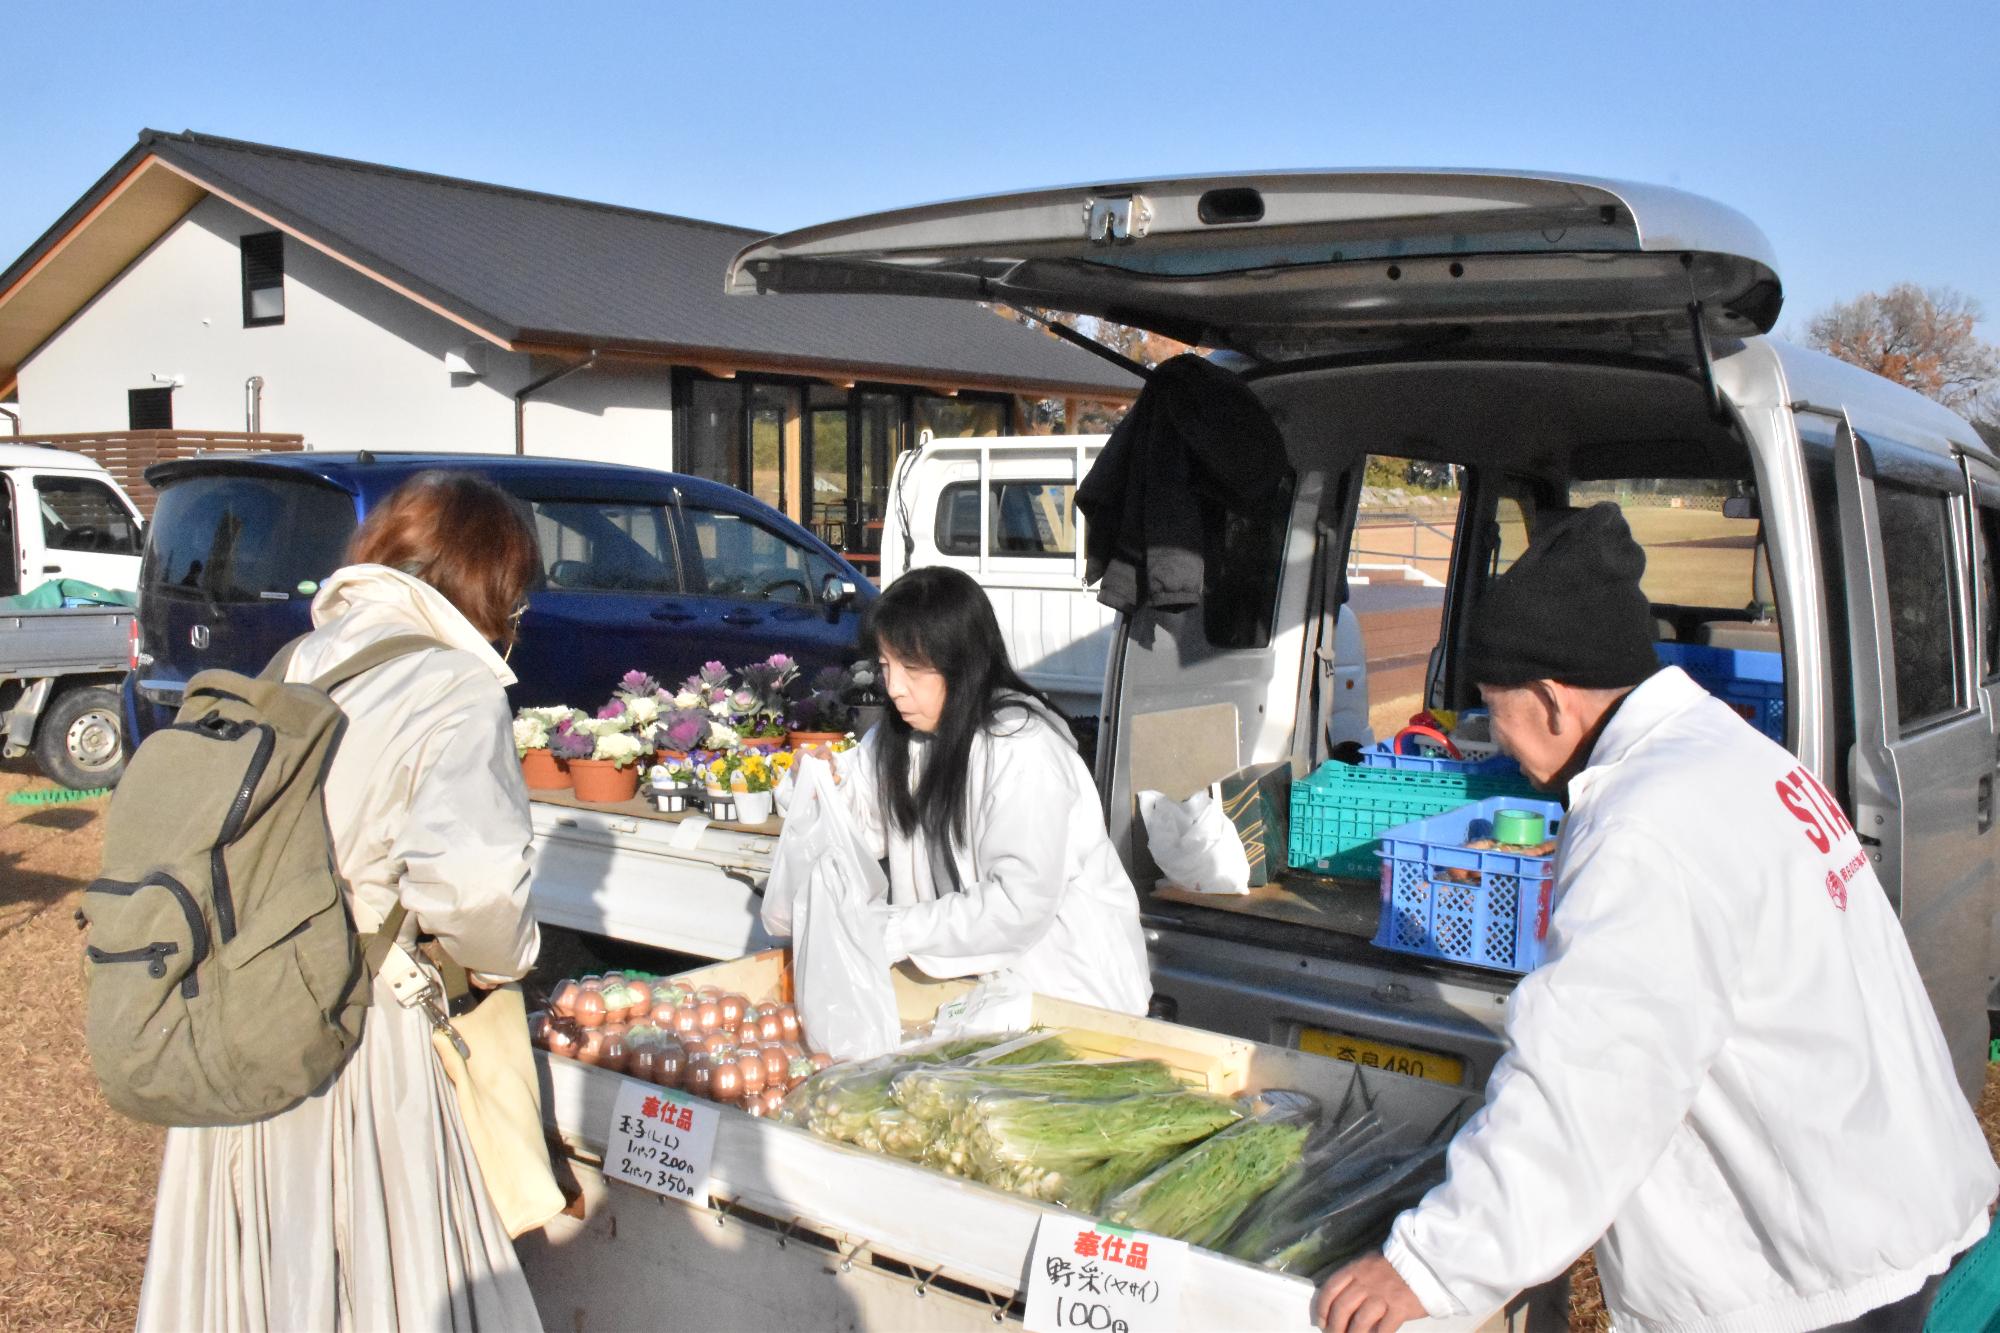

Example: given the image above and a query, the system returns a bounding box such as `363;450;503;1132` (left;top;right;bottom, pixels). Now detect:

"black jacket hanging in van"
1076;353;1292;615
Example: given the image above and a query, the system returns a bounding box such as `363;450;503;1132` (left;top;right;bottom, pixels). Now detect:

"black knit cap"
1467;502;1660;688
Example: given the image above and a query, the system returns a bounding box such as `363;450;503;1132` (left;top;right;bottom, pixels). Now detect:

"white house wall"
14;195;675;467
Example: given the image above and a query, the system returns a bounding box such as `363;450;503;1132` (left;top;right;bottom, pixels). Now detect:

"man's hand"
1313;1251;1428;1333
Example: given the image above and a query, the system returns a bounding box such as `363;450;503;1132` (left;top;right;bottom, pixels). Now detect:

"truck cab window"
35;477;142;556
935;480;1078;558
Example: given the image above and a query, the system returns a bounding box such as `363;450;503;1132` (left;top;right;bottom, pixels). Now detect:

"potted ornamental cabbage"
785;663;860;749
567;698;648;803
514;705;582;790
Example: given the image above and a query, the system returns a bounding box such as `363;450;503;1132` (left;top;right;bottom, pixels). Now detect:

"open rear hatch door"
728;170;1782;367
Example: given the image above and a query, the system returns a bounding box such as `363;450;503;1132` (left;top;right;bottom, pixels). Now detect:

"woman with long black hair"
832;566;1150;1014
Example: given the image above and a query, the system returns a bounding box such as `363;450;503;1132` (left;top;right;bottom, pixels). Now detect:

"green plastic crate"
1287;762;1541;879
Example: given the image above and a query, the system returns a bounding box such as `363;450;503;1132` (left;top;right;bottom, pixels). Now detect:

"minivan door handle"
1979;774;1994;835
720;609;762;626
649;605;697;623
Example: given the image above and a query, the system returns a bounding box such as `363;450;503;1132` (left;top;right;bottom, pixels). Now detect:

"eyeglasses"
502;599;529;664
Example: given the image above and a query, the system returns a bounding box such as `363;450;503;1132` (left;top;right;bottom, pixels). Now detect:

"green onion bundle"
1103;1091;1316;1249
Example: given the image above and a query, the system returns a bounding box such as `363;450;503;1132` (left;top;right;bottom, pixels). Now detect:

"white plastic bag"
761;759;901;1061
928;973;1036;1042
1137;783;1252;895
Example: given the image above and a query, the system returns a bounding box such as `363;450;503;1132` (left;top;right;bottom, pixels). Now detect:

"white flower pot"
734;790;774;824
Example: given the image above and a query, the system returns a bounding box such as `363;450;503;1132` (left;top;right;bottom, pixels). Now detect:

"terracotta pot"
739;736;786;755
785;729;848;750
568;758;640;803
520;748;571;790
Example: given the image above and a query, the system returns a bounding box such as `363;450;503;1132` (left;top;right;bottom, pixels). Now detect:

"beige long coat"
137;564;543;1332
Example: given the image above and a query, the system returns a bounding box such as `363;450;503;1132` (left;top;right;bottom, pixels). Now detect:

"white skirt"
137;975;542;1332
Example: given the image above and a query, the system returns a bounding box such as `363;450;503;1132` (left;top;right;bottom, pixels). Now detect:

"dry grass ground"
1;755;1995;1331
0;756;161;1331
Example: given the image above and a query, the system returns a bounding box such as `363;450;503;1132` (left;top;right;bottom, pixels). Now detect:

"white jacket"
1385;667;1995;1333
288;563;540;982
838;700;1152;1016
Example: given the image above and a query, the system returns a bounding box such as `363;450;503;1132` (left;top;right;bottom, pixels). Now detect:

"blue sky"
6;1;1997;346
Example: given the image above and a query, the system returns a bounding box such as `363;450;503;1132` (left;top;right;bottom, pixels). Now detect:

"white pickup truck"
877;433;1372;753
0;444;144;787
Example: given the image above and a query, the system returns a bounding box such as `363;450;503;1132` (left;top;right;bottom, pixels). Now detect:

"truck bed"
0;605;133;677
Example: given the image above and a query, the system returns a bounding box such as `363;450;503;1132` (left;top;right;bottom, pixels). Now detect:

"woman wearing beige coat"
138;473;546;1331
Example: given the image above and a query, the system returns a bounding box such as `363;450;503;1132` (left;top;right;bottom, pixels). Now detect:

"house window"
128;387;173;430
242;231;285;326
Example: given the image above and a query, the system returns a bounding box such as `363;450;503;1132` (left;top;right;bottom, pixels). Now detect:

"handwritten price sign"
1024;1215;1188;1333
603;1078;720;1207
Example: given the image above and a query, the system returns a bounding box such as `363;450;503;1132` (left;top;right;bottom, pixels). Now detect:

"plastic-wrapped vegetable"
948;1089;1242;1204
782;1031;1076;1152
891;1059;1182;1124
1103;1090;1316;1250
1227;1134;1448;1276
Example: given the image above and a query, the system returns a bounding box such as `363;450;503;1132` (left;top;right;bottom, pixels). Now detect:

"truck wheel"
33;686;125;790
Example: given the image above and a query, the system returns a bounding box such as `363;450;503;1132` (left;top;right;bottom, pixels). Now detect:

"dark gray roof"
13;130;1140;397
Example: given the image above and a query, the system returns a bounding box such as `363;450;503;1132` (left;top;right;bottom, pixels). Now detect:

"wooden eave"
0;155;207;385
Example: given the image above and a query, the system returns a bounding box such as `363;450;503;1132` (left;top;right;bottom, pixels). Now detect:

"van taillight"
128;618;141;672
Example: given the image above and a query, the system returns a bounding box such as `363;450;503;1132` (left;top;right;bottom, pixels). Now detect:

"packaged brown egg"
710;1059;742;1104
756;1010;783;1043
737;1050;766;1096
719;992;748;1027
761;1086;786;1116
686;1050;714;1098
574;989;608;1029
598;1030;628;1075
526;1010;552;1048
695;997;722;1031
775;1004;799;1041
760;1043;788;1086
653;1037;686;1089
549;980;579;1019
576;1027;611;1066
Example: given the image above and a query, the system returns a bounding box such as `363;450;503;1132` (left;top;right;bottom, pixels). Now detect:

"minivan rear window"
144;474;357;603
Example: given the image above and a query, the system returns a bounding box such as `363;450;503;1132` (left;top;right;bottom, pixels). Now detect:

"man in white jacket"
1316;504;1996;1333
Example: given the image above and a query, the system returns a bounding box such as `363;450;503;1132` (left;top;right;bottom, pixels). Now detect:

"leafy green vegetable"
892;1060;1182;1124
1104;1099;1314;1249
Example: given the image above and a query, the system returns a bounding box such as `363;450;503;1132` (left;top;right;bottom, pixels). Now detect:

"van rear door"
729;170;1782;364
1830;419;1998;1102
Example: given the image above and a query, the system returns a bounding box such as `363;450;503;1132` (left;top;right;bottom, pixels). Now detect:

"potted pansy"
730;750;777;824
514;705;581;790
701;752;741;822
647;759;699;814
566;698;648;803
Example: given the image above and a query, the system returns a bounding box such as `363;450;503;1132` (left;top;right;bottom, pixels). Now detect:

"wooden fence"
3;430;306;516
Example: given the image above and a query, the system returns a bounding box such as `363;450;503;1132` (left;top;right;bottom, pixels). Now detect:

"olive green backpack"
81;635;443;1126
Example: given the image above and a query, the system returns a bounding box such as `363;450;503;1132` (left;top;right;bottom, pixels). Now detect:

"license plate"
1298;1027;1466;1085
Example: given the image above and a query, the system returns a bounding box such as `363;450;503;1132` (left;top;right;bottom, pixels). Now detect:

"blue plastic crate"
1373;796;1567;975
1655;642;1784;742
1288;763;1541;879
1358;737;1520;778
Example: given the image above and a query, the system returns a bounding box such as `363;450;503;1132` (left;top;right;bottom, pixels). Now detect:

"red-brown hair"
346;471;539;646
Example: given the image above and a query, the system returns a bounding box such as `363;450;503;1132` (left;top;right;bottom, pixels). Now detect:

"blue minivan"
124;452;874;746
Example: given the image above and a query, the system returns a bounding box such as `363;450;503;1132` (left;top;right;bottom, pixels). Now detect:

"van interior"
1117;356;1786;967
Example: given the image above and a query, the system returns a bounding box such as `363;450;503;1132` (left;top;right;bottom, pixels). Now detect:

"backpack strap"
362;902;410;980
310;635;451;694
258;633;447;691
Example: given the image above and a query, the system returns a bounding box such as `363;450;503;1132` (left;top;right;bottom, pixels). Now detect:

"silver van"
729;172;2000;1105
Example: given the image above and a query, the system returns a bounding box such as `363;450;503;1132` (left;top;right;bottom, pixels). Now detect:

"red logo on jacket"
1825;871;1848;911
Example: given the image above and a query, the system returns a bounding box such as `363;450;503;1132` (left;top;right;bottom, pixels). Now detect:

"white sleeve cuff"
878;904;910;965
1383;1229;1467;1320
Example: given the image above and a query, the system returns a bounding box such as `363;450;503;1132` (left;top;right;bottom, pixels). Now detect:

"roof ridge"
139;128;766;239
